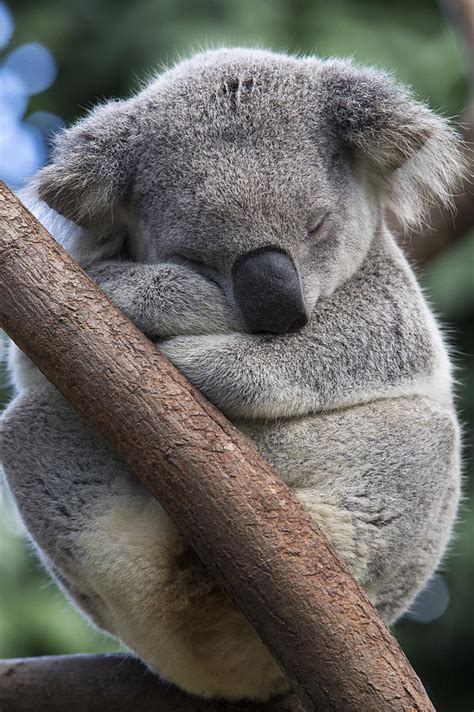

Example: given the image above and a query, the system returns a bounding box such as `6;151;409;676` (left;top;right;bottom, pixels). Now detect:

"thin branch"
0;655;303;712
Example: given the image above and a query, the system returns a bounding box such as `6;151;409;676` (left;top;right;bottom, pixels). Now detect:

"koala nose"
232;248;309;335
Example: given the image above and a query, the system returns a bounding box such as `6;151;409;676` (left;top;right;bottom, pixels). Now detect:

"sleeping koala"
0;49;463;701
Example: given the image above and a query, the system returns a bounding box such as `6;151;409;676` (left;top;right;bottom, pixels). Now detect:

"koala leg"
239;395;461;624
0;385;288;701
0;384;147;632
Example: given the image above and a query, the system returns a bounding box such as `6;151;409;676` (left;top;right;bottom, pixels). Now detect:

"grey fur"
0;48;463;701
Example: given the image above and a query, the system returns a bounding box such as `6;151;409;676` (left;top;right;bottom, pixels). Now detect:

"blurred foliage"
10;0;468;120
0;1;473;711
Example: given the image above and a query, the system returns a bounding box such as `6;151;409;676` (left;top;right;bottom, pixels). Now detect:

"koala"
0;49;463;701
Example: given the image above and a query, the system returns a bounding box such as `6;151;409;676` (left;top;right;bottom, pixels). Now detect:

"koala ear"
319;59;464;227
34;98;137;230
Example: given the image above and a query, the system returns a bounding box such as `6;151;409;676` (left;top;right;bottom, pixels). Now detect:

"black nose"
232;249;309;335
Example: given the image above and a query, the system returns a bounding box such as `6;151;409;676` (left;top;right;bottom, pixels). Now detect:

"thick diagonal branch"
0;183;434;711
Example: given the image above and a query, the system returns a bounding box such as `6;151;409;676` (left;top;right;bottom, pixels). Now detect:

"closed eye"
170;250;221;286
307;211;329;239
176;251;207;269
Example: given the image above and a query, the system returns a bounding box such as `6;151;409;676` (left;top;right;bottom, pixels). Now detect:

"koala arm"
159;258;435;419
159;330;368;419
87;260;242;338
8;259;242;392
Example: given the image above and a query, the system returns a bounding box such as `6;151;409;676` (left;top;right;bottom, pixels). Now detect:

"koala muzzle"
232;248;309;335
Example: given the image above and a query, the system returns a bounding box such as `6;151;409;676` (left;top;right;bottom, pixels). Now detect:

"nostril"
287;314;309;333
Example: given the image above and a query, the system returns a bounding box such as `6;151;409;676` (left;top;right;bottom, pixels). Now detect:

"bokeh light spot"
0;67;28;121
26;111;65;147
405;574;450;624
3;41;57;95
0;2;13;49
0;122;46;188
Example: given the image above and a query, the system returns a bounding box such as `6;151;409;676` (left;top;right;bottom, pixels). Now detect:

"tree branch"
0;655;303;712
0;182;435;711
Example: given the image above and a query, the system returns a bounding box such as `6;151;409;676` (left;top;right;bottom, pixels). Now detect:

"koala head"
35;48;462;335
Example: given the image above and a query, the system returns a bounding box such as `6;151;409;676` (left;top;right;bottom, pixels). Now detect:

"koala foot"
79;496;289;701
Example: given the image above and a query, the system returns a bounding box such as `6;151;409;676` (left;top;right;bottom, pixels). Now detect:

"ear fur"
319;59;465;228
33;98;138;239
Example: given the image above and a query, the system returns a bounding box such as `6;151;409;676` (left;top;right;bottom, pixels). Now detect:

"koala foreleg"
87;260;242;338
9;259;241;392
157;255;438;420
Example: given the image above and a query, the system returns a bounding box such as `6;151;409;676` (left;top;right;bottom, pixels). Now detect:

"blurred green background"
0;1;473;710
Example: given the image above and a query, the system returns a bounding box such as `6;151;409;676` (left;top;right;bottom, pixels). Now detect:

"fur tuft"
383;116;466;230
34;99;138;240
319;58;466;229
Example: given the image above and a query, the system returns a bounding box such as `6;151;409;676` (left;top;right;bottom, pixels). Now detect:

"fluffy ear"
318;59;465;227
33;98;138;232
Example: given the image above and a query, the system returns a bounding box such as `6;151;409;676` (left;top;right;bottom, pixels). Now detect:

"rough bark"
0;656;303;712
0;181;435;712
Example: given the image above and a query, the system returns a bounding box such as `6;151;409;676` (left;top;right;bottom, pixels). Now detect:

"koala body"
0;49;462;701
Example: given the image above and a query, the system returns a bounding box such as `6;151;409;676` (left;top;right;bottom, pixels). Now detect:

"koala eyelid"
307;211;329;238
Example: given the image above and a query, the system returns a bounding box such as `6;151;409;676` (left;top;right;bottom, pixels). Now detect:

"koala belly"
0;386;460;701
240;394;461;624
